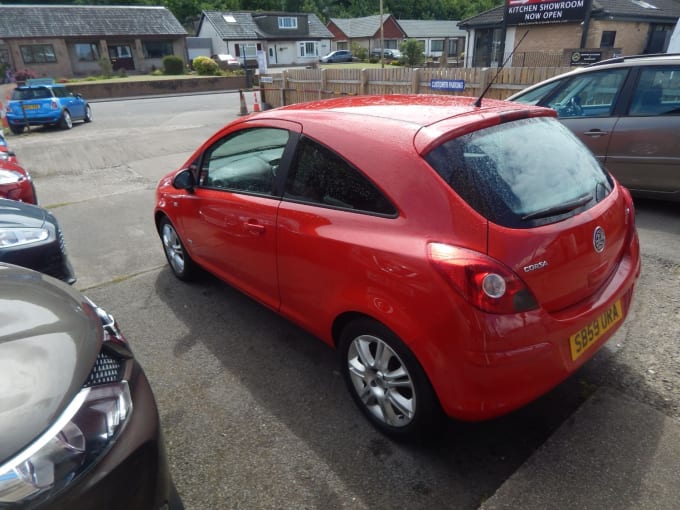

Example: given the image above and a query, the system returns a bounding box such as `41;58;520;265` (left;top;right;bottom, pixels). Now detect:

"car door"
605;65;680;195
54;87;84;118
181;121;300;309
537;68;631;167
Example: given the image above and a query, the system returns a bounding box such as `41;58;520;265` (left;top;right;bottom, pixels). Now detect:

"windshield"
425;117;613;228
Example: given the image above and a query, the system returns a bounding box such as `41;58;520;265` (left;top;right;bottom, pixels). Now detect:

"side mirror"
173;168;196;192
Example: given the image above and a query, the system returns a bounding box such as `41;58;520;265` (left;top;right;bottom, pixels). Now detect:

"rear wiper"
522;193;593;221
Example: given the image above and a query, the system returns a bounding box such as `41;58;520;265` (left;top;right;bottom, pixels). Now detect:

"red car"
154;95;640;440
0;159;37;204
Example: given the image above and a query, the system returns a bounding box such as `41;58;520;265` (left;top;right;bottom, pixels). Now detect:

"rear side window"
284;137;396;216
629;66;680;116
426;117;613;228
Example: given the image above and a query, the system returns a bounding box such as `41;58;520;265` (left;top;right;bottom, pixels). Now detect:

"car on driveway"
6;78;92;134
0;262;183;510
508;54;680;201
0;159;37;204
212;53;242;70
0;198;75;283
320;50;353;63
371;48;403;61
0;133;19;164
154;94;640;440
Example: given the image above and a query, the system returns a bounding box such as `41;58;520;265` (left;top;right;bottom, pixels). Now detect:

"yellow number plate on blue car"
569;300;623;361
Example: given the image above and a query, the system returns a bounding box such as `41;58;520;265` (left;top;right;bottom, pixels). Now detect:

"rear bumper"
6;112;62;126
430;237;641;422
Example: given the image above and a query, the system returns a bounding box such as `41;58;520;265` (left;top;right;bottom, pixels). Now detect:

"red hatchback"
154;95;640;440
0;159;37;204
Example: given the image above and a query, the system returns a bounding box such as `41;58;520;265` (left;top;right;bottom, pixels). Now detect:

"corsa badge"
593;226;606;253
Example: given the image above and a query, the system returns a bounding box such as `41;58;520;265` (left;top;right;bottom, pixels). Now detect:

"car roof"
269;94;549;127
508;53;680;101
16;78;63;89
258;94;555;154
585;53;680;68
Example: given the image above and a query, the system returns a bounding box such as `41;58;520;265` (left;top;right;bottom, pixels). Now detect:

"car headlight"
0;381;132;505
0;228;49;248
0;169;23;184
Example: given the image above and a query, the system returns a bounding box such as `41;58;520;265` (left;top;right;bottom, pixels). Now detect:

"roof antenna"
474;30;529;108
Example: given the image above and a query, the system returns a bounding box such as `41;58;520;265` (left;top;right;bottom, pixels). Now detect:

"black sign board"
505;0;587;26
570;51;602;65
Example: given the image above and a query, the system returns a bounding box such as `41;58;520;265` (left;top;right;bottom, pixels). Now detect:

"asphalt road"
8;93;680;510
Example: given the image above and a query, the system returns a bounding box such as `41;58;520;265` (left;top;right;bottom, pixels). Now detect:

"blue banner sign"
430;79;465;91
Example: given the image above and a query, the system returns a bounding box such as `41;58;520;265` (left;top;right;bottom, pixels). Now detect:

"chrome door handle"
583;129;609;137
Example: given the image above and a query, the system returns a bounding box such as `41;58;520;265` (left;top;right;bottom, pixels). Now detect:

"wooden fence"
258;66;571;108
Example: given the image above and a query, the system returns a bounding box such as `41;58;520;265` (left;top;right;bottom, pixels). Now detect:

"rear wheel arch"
337;316;444;440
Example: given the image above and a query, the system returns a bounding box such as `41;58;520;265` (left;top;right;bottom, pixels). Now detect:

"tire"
159;216;196;281
84;104;93;123
59;110;73;130
339;318;442;441
10;124;24;135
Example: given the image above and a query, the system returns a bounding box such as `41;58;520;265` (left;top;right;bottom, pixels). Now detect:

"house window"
278;17;298;29
20;44;56;64
337;42;349;50
600;31;616;48
75;43;100;62
143;40;174;59
431;39;444;52
236;43;257;59
298;41;319;58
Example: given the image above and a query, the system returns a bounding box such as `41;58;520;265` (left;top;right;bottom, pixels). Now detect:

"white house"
195;11;333;67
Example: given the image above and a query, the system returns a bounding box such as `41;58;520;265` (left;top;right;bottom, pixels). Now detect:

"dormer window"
278;16;298;29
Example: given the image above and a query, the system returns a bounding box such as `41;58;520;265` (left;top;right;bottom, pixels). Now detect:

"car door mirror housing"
173;169;196;192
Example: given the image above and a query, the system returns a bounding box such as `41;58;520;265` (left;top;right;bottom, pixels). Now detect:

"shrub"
14;68;37;82
192;56;219;76
163;55;185;75
98;57;113;78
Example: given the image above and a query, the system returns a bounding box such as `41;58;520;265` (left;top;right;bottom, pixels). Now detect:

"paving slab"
480;387;680;510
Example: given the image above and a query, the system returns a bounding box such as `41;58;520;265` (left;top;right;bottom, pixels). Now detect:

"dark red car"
154;95;640;440
0;159;37;204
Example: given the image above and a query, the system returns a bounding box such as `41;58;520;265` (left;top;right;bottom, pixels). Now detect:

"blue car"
6;78;92;134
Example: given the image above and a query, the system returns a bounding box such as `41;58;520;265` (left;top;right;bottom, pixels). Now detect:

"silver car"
508;54;680;201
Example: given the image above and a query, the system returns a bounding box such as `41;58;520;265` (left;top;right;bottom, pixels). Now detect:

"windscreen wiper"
521;193;593;221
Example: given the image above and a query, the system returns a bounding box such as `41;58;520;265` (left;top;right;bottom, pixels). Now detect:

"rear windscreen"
11;87;52;100
425;117;613;228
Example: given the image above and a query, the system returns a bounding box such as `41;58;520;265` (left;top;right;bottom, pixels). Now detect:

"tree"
400;39;425;67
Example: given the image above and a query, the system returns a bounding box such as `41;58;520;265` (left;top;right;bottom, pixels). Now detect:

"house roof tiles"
200;10;332;40
0;5;186;38
397;19;466;38
329;14;392;38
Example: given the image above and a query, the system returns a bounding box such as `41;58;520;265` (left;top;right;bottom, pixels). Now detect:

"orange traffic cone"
238;89;249;116
253;92;261;112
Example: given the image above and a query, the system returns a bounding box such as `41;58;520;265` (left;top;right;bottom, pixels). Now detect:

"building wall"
512;24;583;51
586;20;650;55
197;21;226;56
9;38;73;78
508;20;651;56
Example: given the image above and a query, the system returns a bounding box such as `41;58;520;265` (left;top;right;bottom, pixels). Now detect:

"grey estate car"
508;54;680;201
0;263;182;509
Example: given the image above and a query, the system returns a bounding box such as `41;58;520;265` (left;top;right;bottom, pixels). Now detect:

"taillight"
428;242;538;314
51;99;59;110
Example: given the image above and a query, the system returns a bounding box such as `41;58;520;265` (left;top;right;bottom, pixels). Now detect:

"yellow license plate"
569;300;623;361
23;104;39;110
